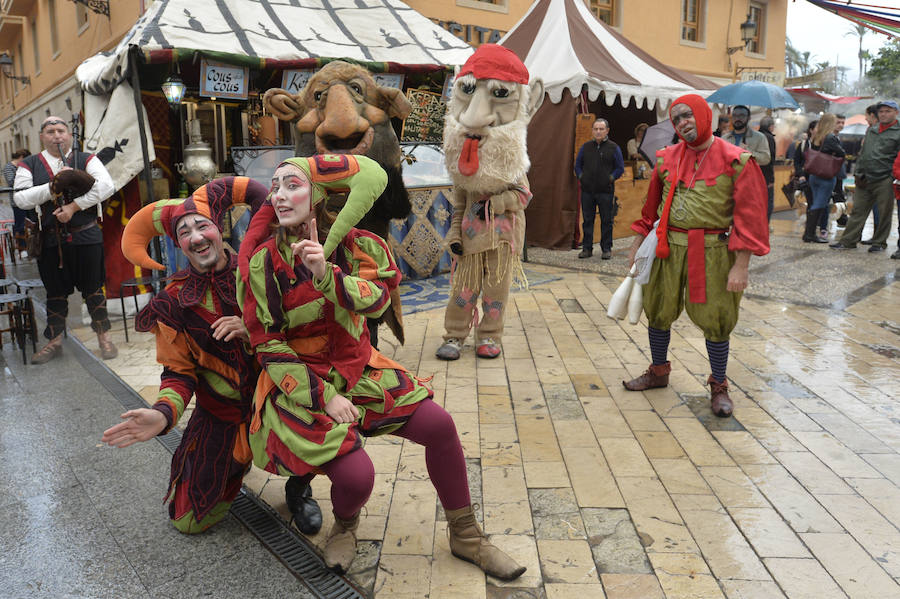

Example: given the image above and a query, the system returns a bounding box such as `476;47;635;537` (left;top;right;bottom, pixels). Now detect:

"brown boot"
623;362;671;391
97;331;118;360
322;512;359;574
446;505;526;581
708;375;733;417
32;335;63;365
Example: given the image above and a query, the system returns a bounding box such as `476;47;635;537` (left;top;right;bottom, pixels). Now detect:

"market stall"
75;0;474;286
500;0;718;249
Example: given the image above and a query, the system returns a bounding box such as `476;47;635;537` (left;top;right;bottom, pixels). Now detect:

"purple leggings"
307;399;471;519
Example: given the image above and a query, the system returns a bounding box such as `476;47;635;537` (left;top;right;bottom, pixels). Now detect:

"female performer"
237;154;525;580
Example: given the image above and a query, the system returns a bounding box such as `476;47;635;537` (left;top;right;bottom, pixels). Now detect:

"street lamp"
0;53;30;85
161;73;186;108
727;14;757;56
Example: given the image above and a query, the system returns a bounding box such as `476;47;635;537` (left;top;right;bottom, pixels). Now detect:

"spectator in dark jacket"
3;148;33;258
574;118;624;260
759;116;777;221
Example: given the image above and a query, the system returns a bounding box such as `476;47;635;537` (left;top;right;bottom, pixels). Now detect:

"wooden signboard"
401;89;445;142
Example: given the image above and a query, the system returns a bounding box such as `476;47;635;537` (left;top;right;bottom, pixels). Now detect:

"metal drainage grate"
66;314;366;599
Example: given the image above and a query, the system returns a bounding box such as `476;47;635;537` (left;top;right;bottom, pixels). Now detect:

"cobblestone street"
3;210;899;598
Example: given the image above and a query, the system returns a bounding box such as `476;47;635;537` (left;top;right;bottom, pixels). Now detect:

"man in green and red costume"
624;94;769;417
101;177;278;534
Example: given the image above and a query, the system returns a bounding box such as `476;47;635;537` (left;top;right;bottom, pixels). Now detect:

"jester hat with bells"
122;176;269;272
237;154;388;278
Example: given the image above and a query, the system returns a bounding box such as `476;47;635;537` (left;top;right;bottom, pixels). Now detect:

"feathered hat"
237;154;388;271
121;176;269;271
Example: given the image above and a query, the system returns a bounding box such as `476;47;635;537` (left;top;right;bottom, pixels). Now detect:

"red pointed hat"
458;44;529;84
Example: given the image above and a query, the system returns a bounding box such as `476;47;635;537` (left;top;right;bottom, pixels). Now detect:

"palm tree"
845;24;868;92
785;37;802;78
799;51;814;76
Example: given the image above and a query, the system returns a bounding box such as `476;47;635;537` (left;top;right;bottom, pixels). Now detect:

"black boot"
285;476;323;534
803;209;827;243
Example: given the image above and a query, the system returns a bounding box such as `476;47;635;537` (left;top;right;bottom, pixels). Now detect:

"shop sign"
401;89;445;143
739;70;785;87
282;70;314;94
200;59;249;99
433;19;504;46
372;73;405;90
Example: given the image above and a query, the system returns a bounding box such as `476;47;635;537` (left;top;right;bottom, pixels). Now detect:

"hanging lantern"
161;74;186;108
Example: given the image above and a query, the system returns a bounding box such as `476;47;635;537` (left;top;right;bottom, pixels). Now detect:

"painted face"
175;214;226;273
39;118;73;156
670;104;698;143
592;120;609;142
271;163;313;230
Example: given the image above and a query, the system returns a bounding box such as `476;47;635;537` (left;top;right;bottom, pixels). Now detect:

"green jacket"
857;121;900;182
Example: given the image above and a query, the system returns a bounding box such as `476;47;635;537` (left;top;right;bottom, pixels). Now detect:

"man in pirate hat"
624;94;769;417
99;177;314;534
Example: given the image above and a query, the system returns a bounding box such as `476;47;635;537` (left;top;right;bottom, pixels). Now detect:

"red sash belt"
667;226;729;304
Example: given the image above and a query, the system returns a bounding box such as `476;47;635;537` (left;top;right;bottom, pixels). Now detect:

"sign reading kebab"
200;59;249;100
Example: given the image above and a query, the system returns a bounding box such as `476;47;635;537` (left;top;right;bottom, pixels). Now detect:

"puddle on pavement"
864;344;900;360
681;393;747;432
750;370;816;399
558;298;585;313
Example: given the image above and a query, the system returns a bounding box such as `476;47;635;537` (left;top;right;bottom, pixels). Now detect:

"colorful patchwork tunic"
137;255;257;530
238;228;430;477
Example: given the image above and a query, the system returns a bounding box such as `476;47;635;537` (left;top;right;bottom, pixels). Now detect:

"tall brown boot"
97;330;118;360
623;362;671;391
322;512;359;574
445;505;526;581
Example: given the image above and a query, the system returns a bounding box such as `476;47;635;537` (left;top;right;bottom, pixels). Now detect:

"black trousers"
581;191;615;253
37;241;110;339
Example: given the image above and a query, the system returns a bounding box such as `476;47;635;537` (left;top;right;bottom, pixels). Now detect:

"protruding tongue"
458;136;480;176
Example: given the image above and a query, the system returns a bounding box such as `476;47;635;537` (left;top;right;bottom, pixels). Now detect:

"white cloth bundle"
633;221;659;285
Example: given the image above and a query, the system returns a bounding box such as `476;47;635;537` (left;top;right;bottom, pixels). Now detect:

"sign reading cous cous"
200;59;249;100
401;89;445;143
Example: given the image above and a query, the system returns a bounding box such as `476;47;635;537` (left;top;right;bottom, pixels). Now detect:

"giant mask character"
435;44;544;361
264;61;413;345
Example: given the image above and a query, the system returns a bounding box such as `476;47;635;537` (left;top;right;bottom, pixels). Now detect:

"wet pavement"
1;204;898;598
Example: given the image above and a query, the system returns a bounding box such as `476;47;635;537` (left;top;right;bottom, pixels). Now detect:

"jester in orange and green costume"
103;177;266;533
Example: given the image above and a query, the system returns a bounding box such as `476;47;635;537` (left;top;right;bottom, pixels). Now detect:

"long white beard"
443;114;530;193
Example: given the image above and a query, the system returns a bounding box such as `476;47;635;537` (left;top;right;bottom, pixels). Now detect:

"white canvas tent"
500;0;718;248
75;0;474;193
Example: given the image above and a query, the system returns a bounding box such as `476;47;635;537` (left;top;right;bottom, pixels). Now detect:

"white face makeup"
175;214;227;273
271;164;313;230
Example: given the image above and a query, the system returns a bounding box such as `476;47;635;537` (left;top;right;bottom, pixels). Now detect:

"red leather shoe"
623;362;670;391
708;376;733;417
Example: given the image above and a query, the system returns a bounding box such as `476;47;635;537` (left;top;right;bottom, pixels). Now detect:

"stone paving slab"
8;211;900;598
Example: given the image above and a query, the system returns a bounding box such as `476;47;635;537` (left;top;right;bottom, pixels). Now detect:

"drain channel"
66;322;365;599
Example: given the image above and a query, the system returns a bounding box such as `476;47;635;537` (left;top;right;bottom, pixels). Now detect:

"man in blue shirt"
575;118;624;259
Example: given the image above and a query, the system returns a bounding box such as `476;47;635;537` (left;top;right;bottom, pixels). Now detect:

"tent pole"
128;46;163;271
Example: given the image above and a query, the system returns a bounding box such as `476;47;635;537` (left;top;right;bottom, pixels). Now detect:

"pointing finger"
309;219;318;245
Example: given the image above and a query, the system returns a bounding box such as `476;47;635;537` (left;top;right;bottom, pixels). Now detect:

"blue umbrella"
705;80;799;109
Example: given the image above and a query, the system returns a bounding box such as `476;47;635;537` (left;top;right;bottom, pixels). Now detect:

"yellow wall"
408;0;787;83
0;0;145;159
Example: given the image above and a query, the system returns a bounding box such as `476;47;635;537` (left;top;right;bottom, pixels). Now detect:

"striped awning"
805;0;900;38
500;0;717;107
76;0;474;95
